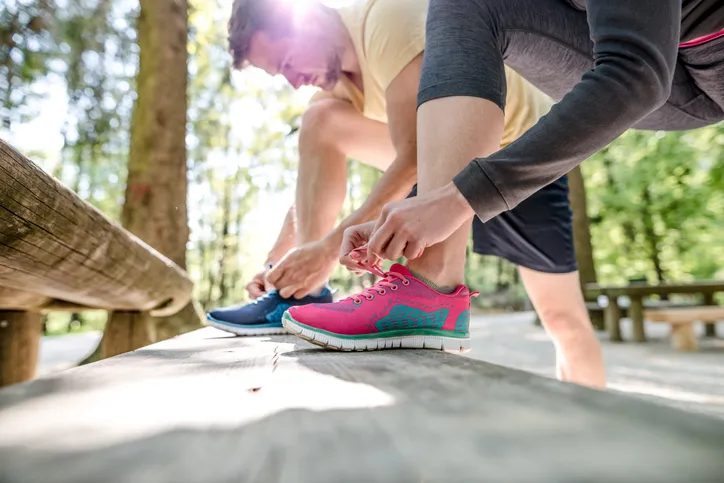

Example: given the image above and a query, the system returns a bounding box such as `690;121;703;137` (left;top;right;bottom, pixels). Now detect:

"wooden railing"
0;138;193;386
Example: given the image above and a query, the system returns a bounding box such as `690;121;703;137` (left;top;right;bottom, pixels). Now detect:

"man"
211;0;605;387
283;0;722;369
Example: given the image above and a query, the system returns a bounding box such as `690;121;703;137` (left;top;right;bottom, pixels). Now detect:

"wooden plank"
629;296;646;342
0;286;51;310
0;139;193;316
0;311;41;386
703;293;718;337
645;306;724;324
604;297;622;342
584;280;724;298
0;286;110;312
2;328;724;483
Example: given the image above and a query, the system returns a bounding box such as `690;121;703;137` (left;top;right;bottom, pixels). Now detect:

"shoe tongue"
389;263;414;278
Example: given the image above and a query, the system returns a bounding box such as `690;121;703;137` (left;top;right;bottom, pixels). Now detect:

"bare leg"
296;99;395;245
519;267;606;388
407;97;504;287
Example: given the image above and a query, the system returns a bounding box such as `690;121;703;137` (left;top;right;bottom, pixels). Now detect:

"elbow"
596;41;675;116
640;64;672;111
598;57;672;120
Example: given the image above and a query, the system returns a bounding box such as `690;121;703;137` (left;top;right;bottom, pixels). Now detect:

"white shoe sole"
282;314;471;353
204;317;289;336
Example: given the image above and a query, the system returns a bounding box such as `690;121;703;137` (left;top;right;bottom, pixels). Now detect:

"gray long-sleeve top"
454;0;724;222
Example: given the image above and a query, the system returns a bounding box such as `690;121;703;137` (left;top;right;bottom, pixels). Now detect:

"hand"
267;239;338;299
368;182;475;261
339;221;381;274
245;270;268;299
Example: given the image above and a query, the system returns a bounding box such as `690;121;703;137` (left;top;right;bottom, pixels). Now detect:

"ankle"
406;260;464;289
407;268;456;294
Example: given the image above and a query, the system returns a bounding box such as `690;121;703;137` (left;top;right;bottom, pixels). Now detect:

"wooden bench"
1;327;724;482
584;281;724;343
645;306;724;352
0;139;194;386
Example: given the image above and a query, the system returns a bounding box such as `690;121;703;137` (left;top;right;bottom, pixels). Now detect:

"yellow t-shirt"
311;0;553;148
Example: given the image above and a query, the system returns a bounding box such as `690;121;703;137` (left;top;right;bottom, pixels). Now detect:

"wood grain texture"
0;311;41;386
584;280;724;298
0;286;51;310
0;139;193;316
1;327;723;483
645;306;724;323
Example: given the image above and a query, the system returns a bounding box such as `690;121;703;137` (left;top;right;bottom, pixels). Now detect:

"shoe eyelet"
402;279;410;286
379;290;386;295
391;285;398;291
365;295;374;301
353;298;362;305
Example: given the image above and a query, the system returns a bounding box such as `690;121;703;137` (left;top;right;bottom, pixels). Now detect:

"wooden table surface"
584;280;724;297
1;328;723;483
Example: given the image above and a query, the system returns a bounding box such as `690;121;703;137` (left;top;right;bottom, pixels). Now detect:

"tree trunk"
217;175;233;305
104;0;200;358
205;238;218;306
641;186;666;283
496;258;505;291
568;166;597;285
0;311;41;387
602;157;636;245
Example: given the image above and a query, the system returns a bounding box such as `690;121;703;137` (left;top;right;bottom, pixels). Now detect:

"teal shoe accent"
265;303;291;324
375;305;449;332
454;309;470;334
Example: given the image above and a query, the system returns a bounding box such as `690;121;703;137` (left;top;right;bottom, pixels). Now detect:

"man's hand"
266;239;338;299
368;182;475;261
245;270;268;299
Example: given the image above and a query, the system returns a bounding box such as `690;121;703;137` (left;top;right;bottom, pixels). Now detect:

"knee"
538;306;593;340
298;100;347;153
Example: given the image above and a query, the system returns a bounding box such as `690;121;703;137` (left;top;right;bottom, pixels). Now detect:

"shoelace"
346;247;480;303
251;290;277;305
347;247;409;305
349;271;410;305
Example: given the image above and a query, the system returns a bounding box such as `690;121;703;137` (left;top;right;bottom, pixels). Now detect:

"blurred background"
2;0;723;393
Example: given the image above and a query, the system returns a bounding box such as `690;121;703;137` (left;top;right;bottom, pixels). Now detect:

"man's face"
246;28;342;91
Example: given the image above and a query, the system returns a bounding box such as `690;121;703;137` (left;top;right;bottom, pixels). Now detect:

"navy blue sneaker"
205;288;334;336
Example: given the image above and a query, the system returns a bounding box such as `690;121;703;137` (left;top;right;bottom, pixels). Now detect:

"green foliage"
0;0;56;128
55;0;137;218
585;124;724;284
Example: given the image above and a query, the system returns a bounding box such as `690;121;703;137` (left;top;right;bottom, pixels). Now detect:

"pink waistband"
679;28;724;48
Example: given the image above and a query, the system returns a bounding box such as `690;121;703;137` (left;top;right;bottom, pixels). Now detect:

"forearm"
454;0;680;222
266;204;297;265
328;153;418;246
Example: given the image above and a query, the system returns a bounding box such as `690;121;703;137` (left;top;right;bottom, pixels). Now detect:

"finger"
368;221;395;261
341;225;372;260
383;232;408;261
246;283;265;299
293;287;311;299
403;240;425;261
372;207;386;232
279;284;302;299
267;265;285;286
340;254;359;272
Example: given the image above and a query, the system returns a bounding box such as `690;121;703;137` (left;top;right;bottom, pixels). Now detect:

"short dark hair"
227;0;289;69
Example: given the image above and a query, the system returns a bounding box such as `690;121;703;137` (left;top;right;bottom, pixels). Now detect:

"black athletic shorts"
407;177;577;274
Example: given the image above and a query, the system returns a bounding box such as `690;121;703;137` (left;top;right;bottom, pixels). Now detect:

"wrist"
321;232;343;259
445;182;475;218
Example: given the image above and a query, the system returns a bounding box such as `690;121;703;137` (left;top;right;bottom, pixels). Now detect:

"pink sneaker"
282;264;475;352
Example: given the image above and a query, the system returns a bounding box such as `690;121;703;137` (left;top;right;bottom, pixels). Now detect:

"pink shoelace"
347;247;410;305
345;247;480;304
